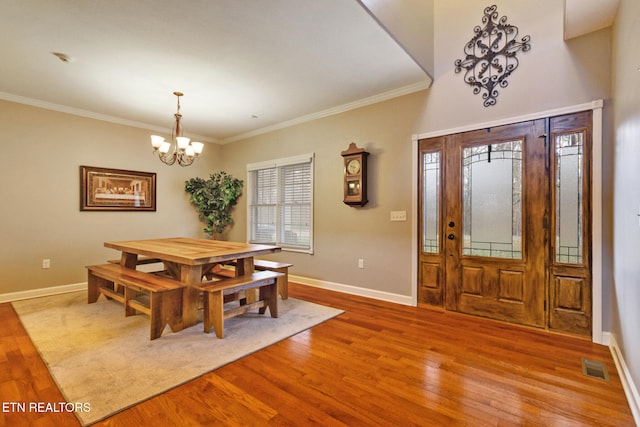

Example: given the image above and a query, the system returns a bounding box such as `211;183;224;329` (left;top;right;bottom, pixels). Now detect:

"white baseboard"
0;282;87;303
609;333;640;425
0;276;413;306
289;274;414;306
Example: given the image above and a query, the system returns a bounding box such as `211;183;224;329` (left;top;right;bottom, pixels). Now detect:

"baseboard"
289;274;413;306
1;276;414;306
0;282;87;303
609;333;640;425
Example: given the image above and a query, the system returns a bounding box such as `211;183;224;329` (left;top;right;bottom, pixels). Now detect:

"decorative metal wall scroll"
454;5;531;107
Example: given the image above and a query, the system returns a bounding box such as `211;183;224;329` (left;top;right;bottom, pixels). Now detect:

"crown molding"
1;78;432;145
0;91;218;143
221;79;432;144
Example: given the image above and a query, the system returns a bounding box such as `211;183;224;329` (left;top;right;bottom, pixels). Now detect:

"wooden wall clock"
341;142;369;207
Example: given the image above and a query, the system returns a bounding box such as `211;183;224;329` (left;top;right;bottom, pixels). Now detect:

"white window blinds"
247;153;314;253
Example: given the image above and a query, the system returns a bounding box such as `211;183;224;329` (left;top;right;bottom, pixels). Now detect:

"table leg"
120;252;138;269
237;257;257;304
180;264;203;328
116;252;138;295
164;261;180;279
236;257;254;276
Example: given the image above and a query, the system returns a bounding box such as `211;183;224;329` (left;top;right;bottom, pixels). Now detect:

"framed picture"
80;166;156;211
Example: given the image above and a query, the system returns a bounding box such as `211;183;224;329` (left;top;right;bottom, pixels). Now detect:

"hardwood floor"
0;283;634;426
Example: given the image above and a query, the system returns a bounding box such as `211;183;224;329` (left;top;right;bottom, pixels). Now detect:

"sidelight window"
554;132;584;264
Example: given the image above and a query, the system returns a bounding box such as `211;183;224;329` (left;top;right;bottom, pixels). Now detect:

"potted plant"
185;171;243;238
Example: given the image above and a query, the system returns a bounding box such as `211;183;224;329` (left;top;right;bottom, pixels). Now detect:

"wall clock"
341;142;369;207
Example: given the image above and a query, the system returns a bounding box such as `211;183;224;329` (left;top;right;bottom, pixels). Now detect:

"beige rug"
12;291;343;426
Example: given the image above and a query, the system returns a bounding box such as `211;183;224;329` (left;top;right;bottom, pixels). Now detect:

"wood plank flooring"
0;283;635;426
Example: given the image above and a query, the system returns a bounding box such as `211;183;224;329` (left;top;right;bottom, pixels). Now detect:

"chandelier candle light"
150;91;204;166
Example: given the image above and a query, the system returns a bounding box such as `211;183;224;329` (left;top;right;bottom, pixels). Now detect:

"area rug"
12;291;343;426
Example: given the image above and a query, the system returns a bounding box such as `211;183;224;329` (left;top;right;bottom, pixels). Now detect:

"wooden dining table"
104;237;281;329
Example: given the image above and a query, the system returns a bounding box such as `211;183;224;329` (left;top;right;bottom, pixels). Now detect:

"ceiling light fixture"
151;91;204;167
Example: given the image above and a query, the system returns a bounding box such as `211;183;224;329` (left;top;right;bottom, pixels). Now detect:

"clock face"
346;158;361;175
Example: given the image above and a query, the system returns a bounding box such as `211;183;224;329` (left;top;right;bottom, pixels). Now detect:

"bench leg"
273;267;289;300
124;286;137;317
148;292;164;340
203;290;225;338
87;271;101;303
258;281;278;317
163;288;184;333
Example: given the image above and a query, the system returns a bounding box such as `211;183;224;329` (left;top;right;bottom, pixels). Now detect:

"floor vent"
581;358;609;381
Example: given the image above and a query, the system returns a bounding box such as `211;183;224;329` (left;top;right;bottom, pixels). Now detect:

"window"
247;153;314;253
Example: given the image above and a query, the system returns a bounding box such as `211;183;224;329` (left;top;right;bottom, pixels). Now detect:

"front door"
418;112;592;335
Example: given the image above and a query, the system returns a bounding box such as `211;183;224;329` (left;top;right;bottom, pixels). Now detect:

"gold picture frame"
80;166;156;211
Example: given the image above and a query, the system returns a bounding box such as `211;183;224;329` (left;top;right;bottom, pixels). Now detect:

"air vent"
581;358;609;381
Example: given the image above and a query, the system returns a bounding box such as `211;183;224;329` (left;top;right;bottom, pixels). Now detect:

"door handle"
447;234;455;240
448;221;455;227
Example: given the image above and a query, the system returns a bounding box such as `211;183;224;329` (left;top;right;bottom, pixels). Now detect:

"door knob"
448;221;455;227
447;234;455;240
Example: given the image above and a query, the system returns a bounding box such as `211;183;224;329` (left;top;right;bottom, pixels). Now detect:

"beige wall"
0;0;634;414
0;100;223;294
611;0;640;408
0;0;613;304
222;91;428;298
420;0;611;132
220;0;612;302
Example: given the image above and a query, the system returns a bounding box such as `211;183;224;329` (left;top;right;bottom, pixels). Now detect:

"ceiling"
0;1;618;144
0;0;431;143
564;0;620;40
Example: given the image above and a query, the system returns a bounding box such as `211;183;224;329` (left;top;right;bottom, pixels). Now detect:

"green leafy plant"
185;171;244;237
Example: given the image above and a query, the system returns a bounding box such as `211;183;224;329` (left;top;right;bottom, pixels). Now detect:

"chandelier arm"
158;152;177;166
177;153;195;166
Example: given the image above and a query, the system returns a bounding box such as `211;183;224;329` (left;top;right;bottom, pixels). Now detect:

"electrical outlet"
358;258;364;269
42;259;51;269
390;210;407;221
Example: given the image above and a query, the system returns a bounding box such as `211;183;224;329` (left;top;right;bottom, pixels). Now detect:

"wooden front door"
418;112;592;335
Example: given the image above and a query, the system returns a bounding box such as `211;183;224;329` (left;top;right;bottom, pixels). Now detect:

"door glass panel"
422;152;440;253
555;132;584;264
462;141;522;258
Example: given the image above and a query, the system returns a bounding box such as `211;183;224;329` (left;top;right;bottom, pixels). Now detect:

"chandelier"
150;91;204;166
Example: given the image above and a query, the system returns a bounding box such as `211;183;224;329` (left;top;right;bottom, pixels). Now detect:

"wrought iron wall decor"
454;5;531;107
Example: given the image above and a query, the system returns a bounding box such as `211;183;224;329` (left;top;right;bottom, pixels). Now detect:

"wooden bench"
196;270;283;339
86;263;185;340
220;259;293;299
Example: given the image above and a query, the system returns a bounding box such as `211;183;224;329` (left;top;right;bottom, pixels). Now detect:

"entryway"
418;111;592;336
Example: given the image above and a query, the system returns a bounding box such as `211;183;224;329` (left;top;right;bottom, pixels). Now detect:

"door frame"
411;100;604;344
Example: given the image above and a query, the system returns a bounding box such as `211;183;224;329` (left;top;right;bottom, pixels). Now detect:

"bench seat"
220;259;292;299
86;263;185;340
196;270;283;338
